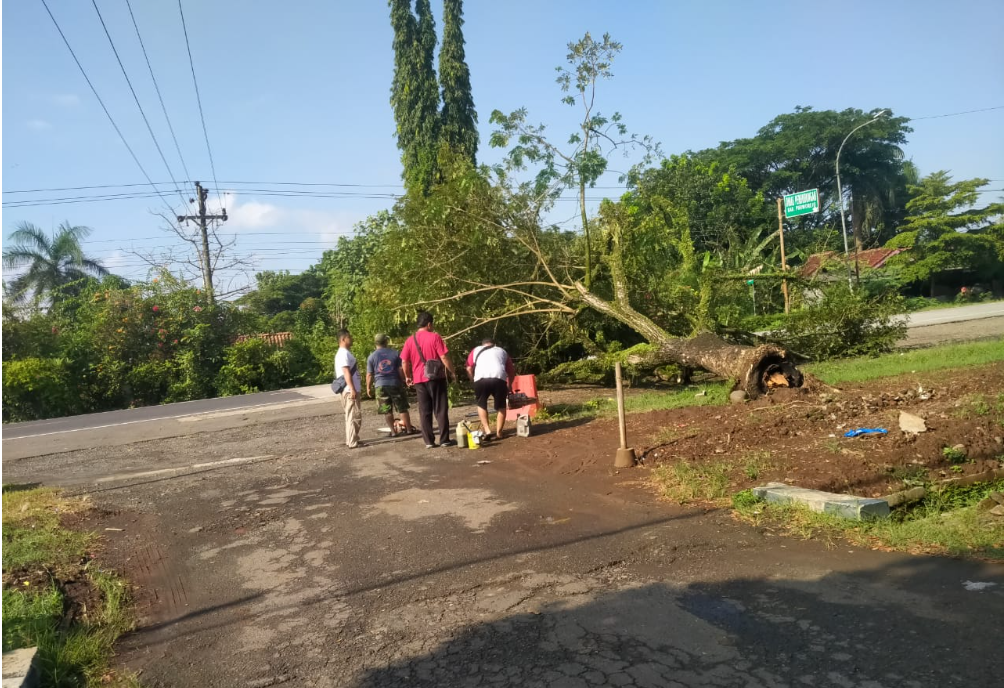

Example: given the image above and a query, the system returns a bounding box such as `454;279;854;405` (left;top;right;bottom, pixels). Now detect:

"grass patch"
805;339;1004;385
954;392;1004;421
2;486;136;686
537;382;731;423
653;461;734;503
652;450;776;504
740;451;773;480
733;479;1004;560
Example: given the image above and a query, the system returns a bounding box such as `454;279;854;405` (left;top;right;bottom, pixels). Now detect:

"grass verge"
651;451;775;504
2;486;137;687
805;339;1004;385
731;479;1004;561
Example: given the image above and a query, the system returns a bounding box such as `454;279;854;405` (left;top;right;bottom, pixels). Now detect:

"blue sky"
3;0;1003;284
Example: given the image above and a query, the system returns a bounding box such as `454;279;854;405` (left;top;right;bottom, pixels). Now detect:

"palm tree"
2;221;109;302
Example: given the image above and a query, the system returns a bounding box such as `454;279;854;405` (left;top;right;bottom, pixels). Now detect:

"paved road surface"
3;403;1002;687
901;301;1004;327
2;384;332;441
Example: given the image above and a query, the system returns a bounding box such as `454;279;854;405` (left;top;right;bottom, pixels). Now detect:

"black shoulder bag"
413;334;446;380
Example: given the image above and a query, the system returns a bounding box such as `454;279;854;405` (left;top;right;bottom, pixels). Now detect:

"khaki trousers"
341;391;362;448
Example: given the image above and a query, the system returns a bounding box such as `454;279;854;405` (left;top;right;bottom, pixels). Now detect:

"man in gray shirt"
366;334;415;437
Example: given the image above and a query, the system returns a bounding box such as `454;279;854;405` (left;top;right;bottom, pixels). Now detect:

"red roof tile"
800;248;908;278
235;331;294;348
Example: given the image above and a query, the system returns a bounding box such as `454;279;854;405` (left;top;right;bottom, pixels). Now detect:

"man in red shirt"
400;311;457;448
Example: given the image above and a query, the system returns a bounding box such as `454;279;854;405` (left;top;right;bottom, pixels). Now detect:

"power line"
2;190;628;208
8;183;1004;209
177;0;222;209
911;105;1004;120
90;0;187;208
124;0;192;184
3;180;638;195
37;0;178;218
4;181;401;194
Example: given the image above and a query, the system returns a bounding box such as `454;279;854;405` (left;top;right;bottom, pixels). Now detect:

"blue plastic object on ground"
844;428;888;437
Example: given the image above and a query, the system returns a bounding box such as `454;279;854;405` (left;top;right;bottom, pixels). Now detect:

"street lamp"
836;109;888;287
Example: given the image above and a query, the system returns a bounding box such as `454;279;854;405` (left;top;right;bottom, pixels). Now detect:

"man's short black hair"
416;311;434;329
481;337;494;346
337;329;351;341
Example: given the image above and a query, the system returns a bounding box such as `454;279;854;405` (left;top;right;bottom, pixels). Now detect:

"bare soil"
525;362;1004;498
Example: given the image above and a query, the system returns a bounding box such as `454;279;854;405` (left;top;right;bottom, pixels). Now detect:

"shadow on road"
352;556;1003;687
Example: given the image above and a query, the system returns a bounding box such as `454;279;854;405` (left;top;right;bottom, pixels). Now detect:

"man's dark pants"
414;378;450;446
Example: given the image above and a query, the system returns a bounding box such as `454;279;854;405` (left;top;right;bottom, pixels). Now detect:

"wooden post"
777;197;790;315
613;362;636;468
615;362;627;449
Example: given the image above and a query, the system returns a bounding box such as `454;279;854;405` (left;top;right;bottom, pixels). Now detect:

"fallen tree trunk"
638;333;803;399
576;285;803;398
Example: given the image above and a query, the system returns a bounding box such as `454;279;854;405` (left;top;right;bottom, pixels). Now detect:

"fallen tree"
388;165;806;398
573;213;803;398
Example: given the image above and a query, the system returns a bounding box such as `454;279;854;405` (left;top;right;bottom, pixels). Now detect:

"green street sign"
783;188;819;218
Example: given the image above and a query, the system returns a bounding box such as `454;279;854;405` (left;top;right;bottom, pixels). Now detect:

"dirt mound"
524;363;1004;498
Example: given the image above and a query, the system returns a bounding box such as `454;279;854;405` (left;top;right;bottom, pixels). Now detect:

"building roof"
800;247;908;278
235;331;294;348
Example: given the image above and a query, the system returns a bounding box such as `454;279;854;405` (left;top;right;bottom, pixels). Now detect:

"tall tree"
388;0;441;193
885;171;1004;294
489;32;658;288
694;107;912;251
438;0;478;164
2;221;109;303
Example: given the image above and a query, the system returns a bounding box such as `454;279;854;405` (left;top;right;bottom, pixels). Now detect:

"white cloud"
26;119;52;131
101;250;130;271
49;94;81;107
225;193;361;246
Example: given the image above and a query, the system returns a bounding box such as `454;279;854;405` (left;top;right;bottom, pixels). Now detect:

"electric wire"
90;0;188;208
178;0;222;209
911;105;1004;120
37;0;178;218
124;0;192;184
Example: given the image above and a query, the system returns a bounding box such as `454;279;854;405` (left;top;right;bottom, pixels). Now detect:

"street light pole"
836;109;888;288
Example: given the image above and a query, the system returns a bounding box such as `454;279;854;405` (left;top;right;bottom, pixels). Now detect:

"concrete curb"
752;482;890;520
2;647;38;688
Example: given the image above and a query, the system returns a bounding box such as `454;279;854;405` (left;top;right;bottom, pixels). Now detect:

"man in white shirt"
465;338;516;440
334;329;363;448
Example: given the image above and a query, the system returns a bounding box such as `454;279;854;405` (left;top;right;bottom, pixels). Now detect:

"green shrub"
2;357;79;422
216;339;289;396
125;359;172;406
215;337;318;396
774;282;906;359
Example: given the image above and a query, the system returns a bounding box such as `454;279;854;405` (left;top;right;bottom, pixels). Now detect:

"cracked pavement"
3;405;1002;687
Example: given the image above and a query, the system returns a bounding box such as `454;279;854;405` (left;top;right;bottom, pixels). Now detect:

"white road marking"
3;397;329;441
178;398;328;421
94;455;275;483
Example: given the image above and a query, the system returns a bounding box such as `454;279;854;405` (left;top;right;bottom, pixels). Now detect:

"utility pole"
776;198;790;314
177;181;227;303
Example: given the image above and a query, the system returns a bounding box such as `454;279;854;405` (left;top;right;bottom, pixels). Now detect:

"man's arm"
442;353;456;381
436;334;456;381
366;372;374;397
505;353;516;389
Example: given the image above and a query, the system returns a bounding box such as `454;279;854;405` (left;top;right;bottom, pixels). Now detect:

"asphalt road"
3;402;1002;687
901;300;1004;326
1;384;332;441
